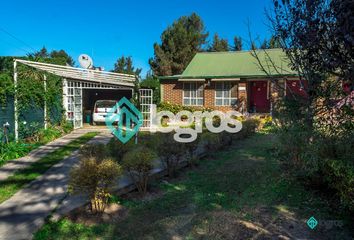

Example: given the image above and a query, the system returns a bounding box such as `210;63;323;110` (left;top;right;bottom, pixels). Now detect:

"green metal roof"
160;49;296;80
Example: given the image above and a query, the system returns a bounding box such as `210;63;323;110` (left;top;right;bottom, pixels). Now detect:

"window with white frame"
183;82;204;106
215;82;238;106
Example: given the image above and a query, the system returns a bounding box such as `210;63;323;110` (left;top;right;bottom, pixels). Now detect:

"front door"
249;81;270;113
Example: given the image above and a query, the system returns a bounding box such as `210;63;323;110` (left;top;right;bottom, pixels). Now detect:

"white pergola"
13;59;136;140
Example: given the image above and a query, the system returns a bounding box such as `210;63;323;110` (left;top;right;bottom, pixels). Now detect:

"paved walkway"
0;131;112;240
0;128;109;181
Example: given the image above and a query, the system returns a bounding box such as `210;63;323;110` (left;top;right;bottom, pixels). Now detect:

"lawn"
0;132;98;203
34;132;353;240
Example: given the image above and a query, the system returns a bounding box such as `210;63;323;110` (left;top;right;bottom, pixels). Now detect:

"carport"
82;88;132;125
13;59;136;139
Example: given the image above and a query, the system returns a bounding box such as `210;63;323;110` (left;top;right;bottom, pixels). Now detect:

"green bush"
122;147;156;195
69;157;122;213
275;124;312;166
201;132;222;152
37;127;62;144
157;133;186;177
107;138;136;162
321;158;354;211
19;122;42;141
220;131;233;146
137;132;161;152
310;134;354;211
0;142;36;165
242;118;261;135
158;102;213;114
60;120;73;134
79;143;107;160
274;119;354;212
184;136;201;167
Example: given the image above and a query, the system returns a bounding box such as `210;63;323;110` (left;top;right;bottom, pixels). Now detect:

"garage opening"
82;89;132;126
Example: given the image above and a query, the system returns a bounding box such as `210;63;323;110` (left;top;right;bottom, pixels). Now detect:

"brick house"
159;49;306;113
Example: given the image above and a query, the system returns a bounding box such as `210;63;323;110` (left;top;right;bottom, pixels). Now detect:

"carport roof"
15;59;136;87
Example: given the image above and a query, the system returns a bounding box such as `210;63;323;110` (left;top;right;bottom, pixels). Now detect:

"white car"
92;100;119;125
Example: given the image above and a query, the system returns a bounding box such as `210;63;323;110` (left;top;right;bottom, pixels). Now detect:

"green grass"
0;132;98;204
34;133;353;240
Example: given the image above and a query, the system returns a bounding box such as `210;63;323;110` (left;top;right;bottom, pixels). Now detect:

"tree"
28;47;74;66
260;36;281;49
33;46;49;58
149;13;208;76
250;41;257;50
263;0;354;213
260;39;268;49
268;0;353;130
50;50;75;66
140;71;160;104
208;33;229;52
113;56;142;77
233;36;243;51
268;35;281;49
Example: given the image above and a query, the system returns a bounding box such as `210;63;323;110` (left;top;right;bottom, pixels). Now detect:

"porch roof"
160;49;297;80
15;59;136;87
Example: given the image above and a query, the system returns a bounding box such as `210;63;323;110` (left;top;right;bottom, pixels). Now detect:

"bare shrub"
69;157;122;213
157;133;186;178
122;147;156;195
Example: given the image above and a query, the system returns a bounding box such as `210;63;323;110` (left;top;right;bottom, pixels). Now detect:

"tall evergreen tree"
251;41;258;50
260;39;268;49
34;46;49;58
113;56;142;77
149;13;208;76
268;35;281;49
208;34;229;52
233;36;243;51
259;36;281;49
50;50;75;66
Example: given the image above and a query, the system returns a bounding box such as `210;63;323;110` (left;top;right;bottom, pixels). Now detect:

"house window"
215;82;237;106
183;82;204;106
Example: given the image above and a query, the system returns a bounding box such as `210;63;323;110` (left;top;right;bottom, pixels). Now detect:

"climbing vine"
0;73;13;105
0;49;73;128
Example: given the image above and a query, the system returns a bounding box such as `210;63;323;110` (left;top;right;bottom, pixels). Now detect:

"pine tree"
208;34;229;52
113;56;142;77
260;39;268;49
233;36;243;51
149;13;208;76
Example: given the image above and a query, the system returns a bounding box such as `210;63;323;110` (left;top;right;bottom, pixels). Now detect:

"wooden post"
44;74;47;129
13;60;18;141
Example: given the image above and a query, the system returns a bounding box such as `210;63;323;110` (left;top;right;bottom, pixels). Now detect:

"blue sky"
0;0;273;76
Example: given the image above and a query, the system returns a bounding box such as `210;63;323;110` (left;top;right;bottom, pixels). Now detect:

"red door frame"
249;80;270;113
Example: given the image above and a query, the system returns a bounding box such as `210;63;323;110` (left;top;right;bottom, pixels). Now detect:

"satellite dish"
78;54;93;69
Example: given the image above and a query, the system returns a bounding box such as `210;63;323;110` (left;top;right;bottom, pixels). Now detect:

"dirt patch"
65;203;129;226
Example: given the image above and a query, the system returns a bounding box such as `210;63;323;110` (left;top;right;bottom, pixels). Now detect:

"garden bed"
51;118;263;223
0;122;73;167
35;132;354;240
